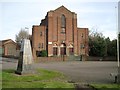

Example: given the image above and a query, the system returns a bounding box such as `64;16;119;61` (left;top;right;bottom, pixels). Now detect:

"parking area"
2;57;118;84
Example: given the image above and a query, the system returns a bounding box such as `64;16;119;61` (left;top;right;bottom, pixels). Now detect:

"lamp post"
80;34;84;61
117;2;120;68
117;1;120;83
80;44;84;61
115;5;119;68
24;27;29;39
115;2;120;83
80;45;82;61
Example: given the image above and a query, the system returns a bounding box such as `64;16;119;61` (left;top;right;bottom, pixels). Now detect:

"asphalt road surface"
1;57;118;84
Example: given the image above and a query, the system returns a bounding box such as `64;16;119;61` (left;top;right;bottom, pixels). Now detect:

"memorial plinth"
15;39;34;75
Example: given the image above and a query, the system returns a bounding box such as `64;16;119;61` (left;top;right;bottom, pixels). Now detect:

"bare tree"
15;28;29;45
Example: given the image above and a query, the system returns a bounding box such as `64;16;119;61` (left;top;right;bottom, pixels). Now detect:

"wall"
32;25;46;58
77;28;89;56
32;6;89;59
4;43;18;56
47;6;78;56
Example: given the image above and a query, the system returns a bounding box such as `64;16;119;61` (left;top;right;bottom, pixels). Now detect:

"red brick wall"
32;25;46;58
32;6;89;59
77;28;89;56
47;6;78;56
73;14;78;56
47;11;54;56
35;56;68;62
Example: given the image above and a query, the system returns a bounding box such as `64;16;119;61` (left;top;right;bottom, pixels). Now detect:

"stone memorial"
15;39;34;75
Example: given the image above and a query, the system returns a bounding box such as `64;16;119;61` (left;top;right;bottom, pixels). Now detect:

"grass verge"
90;84;120;90
2;69;74;89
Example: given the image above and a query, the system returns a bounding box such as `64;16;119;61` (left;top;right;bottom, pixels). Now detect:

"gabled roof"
1;39;16;45
54;5;73;13
2;39;11;43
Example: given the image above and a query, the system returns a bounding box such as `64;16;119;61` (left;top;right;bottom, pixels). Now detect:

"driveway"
2;57;118;84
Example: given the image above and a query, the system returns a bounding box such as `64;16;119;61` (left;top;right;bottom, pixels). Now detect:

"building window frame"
61;14;66;34
61;28;66;34
81;33;84;38
41;43;44;48
61;14;66;28
60;43;66;55
53;47;58;56
40;32;42;36
38;43;40;49
69;48;74;55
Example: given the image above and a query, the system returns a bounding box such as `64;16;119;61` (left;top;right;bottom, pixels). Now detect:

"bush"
40;50;47;57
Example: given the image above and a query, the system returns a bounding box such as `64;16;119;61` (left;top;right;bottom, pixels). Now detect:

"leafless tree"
15;28;29;45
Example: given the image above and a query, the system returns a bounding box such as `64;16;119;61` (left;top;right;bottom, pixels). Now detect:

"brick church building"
32;6;89;58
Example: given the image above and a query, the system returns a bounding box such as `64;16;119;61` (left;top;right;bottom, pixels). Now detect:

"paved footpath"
1;57;118;84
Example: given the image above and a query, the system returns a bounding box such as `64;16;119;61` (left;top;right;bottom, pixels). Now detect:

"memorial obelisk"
15;39;34;75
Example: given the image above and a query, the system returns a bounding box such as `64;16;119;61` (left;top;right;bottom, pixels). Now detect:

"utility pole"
25;27;29;39
116;1;120;83
116;5;119;68
115;4;119;68
80;45;82;61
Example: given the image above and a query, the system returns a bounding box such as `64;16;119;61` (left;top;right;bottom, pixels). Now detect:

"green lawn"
2;69;120;89
90;84;120;90
2;69;74;89
0;70;2;89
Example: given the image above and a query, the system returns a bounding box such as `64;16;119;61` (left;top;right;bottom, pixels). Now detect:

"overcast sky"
0;0;119;41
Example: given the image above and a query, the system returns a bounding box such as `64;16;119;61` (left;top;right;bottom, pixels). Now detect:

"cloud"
1;1;118;41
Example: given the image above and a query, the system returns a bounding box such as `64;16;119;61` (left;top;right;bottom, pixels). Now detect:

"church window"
41;43;44;48
61;14;66;28
40;32;42;36
61;14;66;34
38;43;40;48
61;28;65;33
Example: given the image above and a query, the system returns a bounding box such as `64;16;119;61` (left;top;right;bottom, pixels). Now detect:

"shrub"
40;50;47;57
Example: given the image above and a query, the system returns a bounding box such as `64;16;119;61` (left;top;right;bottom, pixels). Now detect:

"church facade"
32;6;89;58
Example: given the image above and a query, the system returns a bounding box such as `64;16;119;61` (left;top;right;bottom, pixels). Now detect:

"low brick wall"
34;56;117;62
87;56;117;61
35;56;68;63
34;55;88;62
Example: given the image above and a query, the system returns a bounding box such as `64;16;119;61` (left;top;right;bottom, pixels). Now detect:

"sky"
0;0;119;41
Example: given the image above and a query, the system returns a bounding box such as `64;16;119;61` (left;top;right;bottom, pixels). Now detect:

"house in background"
0;39;20;57
0;41;3;56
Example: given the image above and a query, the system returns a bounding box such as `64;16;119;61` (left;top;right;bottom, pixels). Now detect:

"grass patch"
0;70;2;89
90;84;120;90
2;69;74;88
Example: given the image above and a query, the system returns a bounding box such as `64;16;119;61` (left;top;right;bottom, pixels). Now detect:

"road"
1;57;118;84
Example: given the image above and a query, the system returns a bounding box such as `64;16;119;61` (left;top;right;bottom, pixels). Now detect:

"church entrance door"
60;43;66;55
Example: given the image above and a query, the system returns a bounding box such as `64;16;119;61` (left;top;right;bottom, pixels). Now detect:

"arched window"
61;14;66;33
60;43;66;55
53;47;58;56
53;43;58;56
61;14;66;28
40;32;42;36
